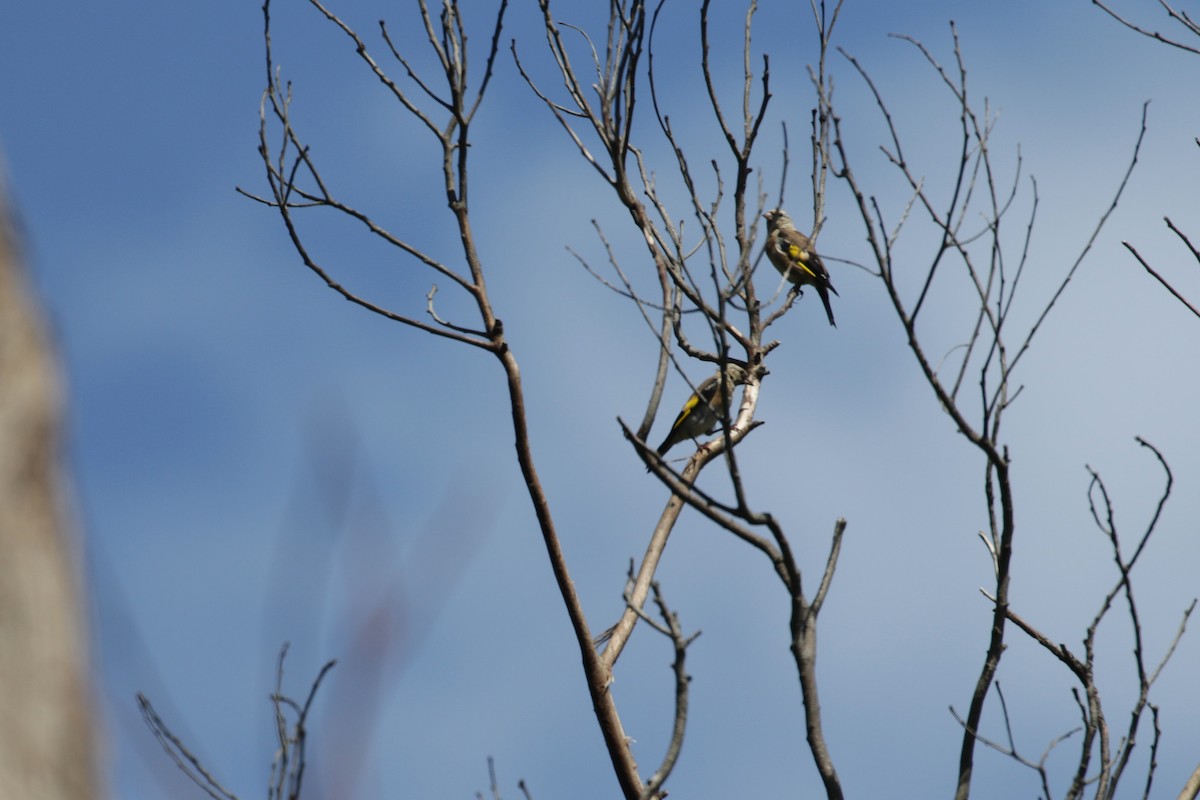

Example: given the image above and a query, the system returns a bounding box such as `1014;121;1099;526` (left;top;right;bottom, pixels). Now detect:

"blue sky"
3;1;1199;798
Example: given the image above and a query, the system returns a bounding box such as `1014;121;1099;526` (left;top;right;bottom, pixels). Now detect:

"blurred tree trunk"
0;173;98;799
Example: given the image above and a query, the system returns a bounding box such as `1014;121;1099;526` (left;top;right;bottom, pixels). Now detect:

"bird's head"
764;208;795;233
722;363;749;386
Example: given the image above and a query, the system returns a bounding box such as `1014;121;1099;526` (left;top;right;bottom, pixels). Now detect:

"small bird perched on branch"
764;209;838;327
652;363;749;467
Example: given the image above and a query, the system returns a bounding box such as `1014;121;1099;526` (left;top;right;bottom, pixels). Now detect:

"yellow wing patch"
786;244;816;277
670;393;702;433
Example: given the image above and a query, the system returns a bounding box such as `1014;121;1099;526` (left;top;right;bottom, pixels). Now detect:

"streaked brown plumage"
764;209;838;327
653;364;748;464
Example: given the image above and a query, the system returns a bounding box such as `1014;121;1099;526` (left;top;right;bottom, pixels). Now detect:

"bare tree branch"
633;582;699;800
1123;238;1200;319
950;681;1080;800
138;695;240;800
1179;762;1200;800
246;2;658;795
1092;0;1200;55
831;22;1152;800
137;644;336;800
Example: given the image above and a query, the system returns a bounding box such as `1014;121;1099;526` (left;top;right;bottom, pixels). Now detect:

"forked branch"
830;23;1145;800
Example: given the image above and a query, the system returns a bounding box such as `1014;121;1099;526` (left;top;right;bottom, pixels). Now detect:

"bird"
763;209;838;327
652;364;749;467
